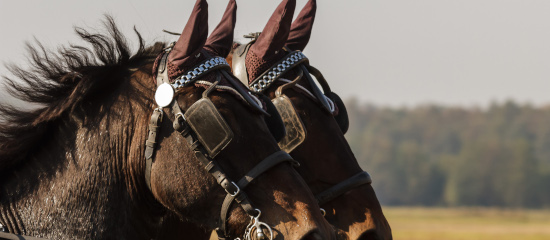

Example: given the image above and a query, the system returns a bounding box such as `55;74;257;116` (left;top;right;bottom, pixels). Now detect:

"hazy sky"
1;0;550;107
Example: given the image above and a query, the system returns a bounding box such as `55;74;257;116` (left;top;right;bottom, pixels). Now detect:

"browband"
172;56;231;89
249;51;308;93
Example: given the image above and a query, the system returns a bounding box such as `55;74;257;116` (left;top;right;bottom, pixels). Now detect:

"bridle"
146;44;302;240
148;44;313;240
232;34;373;214
146;44;306;240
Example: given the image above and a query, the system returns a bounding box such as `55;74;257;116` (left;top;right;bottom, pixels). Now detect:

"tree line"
345;99;550;208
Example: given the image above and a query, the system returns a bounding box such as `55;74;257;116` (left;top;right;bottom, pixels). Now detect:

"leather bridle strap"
315;171;372;206
0;232;48;240
216;151;298;239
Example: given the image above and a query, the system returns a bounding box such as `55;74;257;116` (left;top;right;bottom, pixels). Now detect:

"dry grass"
210;207;550;240
384;207;550;240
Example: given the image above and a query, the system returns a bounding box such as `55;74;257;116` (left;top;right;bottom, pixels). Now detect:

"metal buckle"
175;112;184;122
226;181;241;197
154;108;163;122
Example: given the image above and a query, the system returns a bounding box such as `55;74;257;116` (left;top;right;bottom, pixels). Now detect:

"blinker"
272;71;307;153
183;78;234;158
155;83;175;107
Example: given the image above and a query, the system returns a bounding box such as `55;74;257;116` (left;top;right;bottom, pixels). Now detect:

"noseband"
232;34;373;213
146;45;299;240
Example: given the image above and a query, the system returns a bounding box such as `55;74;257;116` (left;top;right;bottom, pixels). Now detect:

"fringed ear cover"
167;0;209;80
245;0;297;83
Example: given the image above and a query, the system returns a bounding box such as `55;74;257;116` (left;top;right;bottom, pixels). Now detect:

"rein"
146;46;299;240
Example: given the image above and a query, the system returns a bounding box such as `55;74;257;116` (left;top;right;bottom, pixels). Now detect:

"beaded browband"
171;56;230;89
249;51;308;93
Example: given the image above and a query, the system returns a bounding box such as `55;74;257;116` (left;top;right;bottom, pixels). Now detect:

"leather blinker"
272;94;306;153
184;97;234;158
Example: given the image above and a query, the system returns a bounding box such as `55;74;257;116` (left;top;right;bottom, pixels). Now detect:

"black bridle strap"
315;171;372;206
299;64;332;113
305;65;332;95
217;151;298;239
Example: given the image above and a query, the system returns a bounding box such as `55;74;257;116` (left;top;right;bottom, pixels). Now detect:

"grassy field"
384;207;550;240
210;207;550;240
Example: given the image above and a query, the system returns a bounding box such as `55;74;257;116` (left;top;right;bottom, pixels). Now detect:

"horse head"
230;0;392;239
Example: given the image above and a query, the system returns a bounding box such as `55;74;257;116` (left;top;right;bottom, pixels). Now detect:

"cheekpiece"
171;56;230;89
250;51;308;93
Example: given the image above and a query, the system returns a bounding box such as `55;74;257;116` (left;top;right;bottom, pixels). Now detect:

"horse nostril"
300;230;324;240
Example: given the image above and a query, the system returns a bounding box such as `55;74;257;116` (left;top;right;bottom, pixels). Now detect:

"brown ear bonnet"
166;0;209;81
232;0;349;136
204;0;237;57
286;0;316;52
245;0;297;82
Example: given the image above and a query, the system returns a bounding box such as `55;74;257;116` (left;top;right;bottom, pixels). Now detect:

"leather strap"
156;51;169;87
0;232;49;240
315;171;372;206
299;64;332;113
145;109;163;192
217;151;298;238
305;65;331;94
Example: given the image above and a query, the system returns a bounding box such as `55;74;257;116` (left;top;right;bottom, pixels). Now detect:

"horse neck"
0;70;163;239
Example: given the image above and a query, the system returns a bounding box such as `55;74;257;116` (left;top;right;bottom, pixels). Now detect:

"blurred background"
2;1;550;239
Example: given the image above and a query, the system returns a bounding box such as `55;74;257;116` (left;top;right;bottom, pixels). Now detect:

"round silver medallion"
155;83;175;107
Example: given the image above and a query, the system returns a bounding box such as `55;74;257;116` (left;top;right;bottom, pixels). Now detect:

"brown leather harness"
232;34;373;212
146;47;299;240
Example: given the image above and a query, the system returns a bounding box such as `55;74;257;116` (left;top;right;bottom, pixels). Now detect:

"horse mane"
0;16;164;173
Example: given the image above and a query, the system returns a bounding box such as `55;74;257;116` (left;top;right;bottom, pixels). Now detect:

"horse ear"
204;0;237;57
168;0;209;66
286;0;316;51
249;0;296;61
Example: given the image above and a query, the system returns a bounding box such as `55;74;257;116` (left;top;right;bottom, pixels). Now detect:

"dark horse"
0;1;335;239
229;0;393;239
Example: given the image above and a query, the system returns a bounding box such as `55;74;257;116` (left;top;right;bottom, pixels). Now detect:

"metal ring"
257;221;274;240
254;208;262;218
320;208;326;217
174;112;184;121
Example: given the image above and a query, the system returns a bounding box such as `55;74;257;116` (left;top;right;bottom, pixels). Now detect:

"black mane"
0;16;164;172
